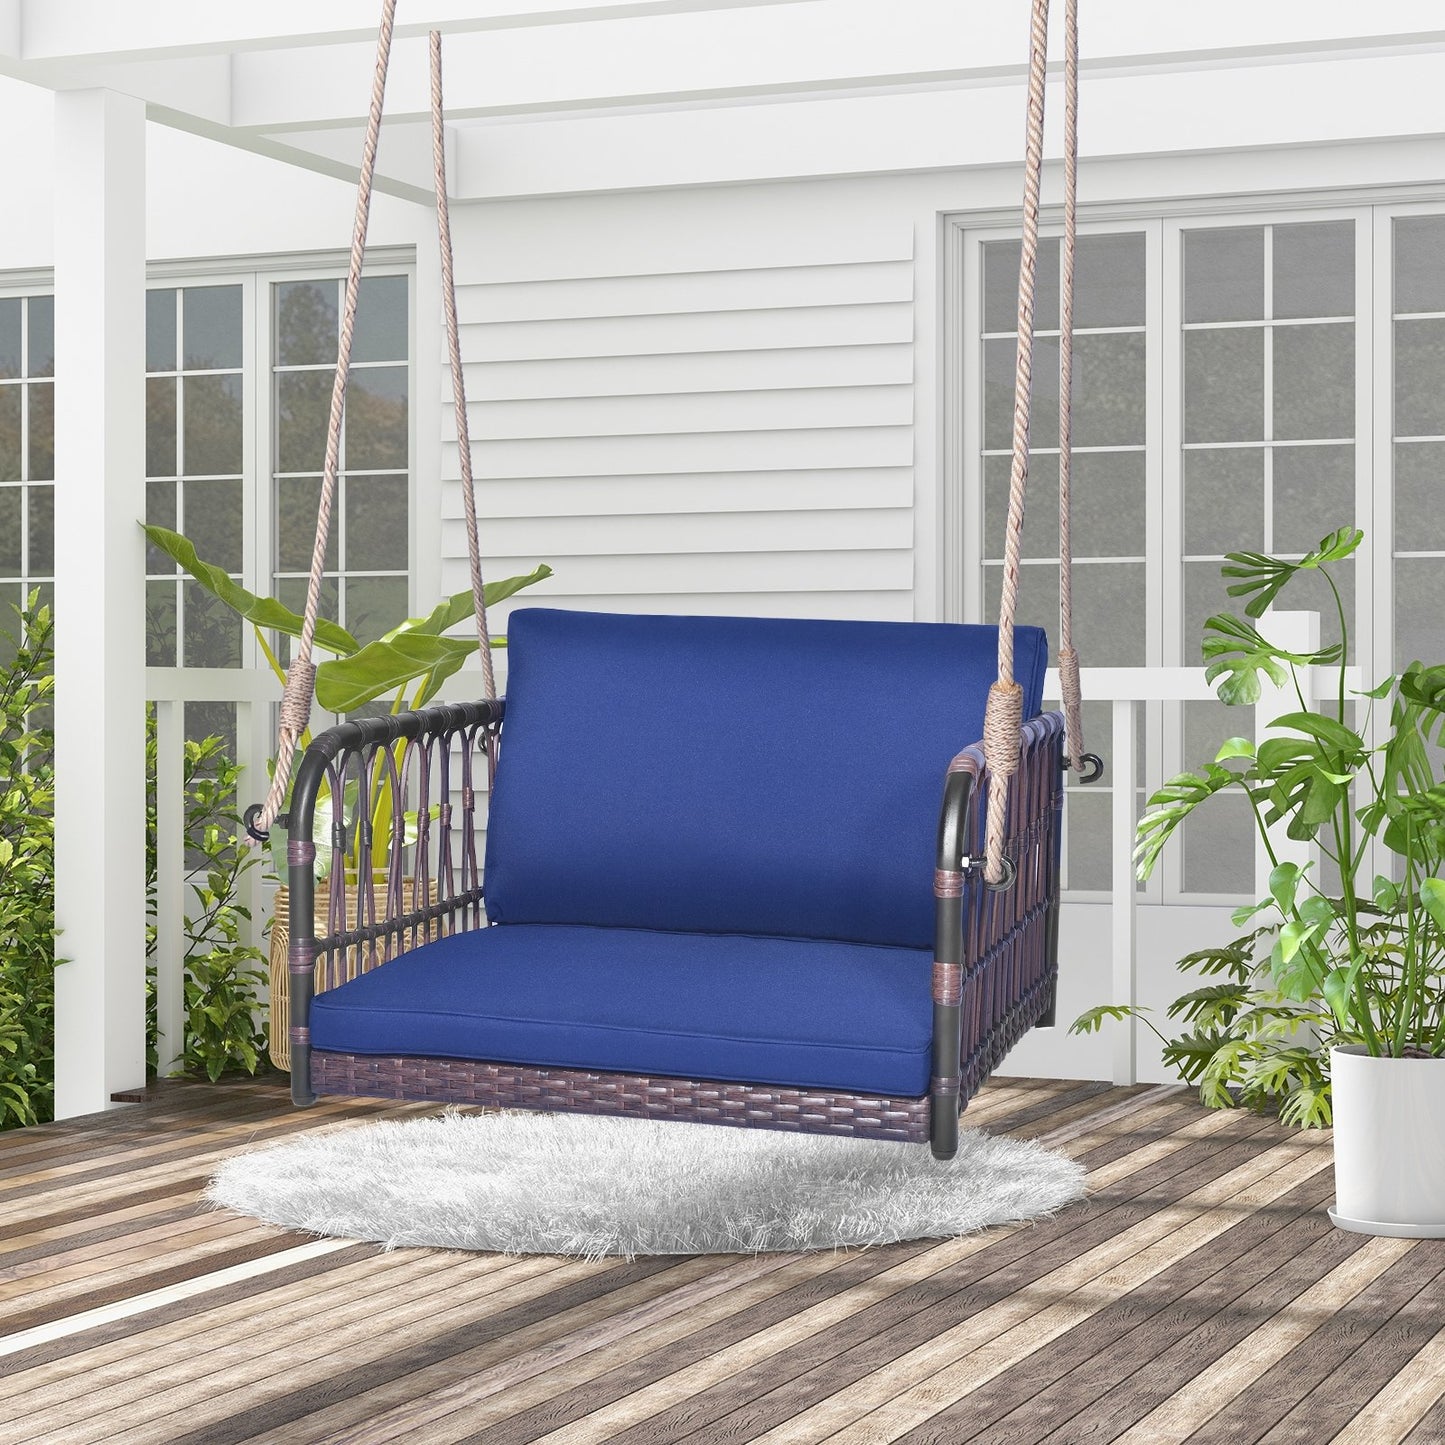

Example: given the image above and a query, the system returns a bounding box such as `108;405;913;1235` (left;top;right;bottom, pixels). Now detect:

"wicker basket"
267;876;440;1072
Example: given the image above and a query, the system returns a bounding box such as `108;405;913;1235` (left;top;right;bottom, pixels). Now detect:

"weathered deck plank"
1;1076;1440;1444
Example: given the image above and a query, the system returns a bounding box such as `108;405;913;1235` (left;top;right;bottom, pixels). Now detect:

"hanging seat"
288;609;1063;1159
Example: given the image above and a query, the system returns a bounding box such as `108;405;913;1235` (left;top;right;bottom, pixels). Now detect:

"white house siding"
441;198;918;628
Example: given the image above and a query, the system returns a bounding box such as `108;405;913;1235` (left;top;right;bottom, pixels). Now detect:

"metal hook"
243;803;270;845
1065;753;1105;784
984;855;1018;892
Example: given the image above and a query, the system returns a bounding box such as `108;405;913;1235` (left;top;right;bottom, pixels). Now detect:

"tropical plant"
1072;526;1445;1127
145;719;269;1082
141;523;551;878
0;594;56;1129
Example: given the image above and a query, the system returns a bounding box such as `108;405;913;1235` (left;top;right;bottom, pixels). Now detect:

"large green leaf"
1200;614;1340;706
1219;526;1363;618
315;633;475;714
142;525;360;658
385;565;554;643
1134;764;1241;880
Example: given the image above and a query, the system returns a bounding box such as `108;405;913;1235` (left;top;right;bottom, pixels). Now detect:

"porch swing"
247;0;1101;1160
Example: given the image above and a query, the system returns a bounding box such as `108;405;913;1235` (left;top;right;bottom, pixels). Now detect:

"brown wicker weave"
285;701;1064;1160
267;876;438;1072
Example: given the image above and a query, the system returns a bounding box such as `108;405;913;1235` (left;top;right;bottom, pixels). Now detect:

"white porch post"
52;89;148;1119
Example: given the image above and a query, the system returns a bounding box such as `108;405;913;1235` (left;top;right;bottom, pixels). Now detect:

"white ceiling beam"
15;0;815;62
447;48;1445;199
226;0;1445;135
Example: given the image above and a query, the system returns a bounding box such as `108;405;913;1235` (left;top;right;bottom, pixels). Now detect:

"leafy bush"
0;596;56;1129
145;719;269;1082
1073;528;1445;1126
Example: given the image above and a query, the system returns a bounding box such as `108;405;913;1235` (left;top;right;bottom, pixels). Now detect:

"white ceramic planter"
1330;1044;1445;1237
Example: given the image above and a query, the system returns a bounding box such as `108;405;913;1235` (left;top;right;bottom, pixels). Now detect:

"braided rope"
250;0;398;842
431;31;497;705
983;0;1052;884
1057;0;1087;773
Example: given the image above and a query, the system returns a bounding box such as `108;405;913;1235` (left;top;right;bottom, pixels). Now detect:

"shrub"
0;596;56;1129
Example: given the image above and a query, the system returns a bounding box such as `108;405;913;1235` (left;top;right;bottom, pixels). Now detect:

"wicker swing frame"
255;0;1097;1161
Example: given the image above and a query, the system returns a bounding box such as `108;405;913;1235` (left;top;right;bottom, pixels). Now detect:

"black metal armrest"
288;697;504;1106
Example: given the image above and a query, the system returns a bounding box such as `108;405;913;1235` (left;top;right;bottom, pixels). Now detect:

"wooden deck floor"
2;1078;1443;1444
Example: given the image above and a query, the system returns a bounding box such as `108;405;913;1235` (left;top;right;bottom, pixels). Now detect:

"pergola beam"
7;0;815;63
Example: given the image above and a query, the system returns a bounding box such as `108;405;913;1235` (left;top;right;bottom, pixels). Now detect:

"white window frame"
945;194;1445;905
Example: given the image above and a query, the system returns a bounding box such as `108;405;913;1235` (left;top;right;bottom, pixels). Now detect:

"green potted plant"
1072;526;1445;1237
142;523;553;1068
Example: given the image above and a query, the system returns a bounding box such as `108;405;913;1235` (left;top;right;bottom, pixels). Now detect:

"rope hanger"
247;4;495;842
982;0;1097;887
247;0;1097;877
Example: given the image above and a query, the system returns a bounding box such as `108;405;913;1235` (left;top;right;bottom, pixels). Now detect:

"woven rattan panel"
309;1053;934;1143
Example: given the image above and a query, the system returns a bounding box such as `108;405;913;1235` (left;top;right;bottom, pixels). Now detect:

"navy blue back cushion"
483;610;1048;949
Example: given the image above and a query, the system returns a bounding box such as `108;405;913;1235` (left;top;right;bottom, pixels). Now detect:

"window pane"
26;296;54;378
345;474;409;571
985;451;1146;561
185;701;238;759
1394;319;1445;437
183;579;242;668
1396;558;1445;668
1184;447;1264;556
1074;233;1146;329
0;488;20;573
147;377;177;478
344;574;409;647
146;580;178;666
0;300;19;377
1395;217;1445;315
1273;324;1354;441
985;560;1145;666
0;386;19;483
354;276;409;363
183;373;243;476
1180;793;1256;895
1395;440;1445;553
145;480;177;565
27;382;53;481
1064;788;1110;892
147;289;177;373
276;576;339;664
1274;221;1354;320
276;371;332;473
184;478;243;573
1184;560;1234;662
275;476;336;573
1073;332;1146;447
984;238;1060;334
1273;444;1354;555
182;286;242;370
27;485;52;576
985;453;1056;561
983;336;1059;452
275;281;338;366
1184;227;1264;323
345;367;408;471
1184;328;1264;443
1185;699;1253;769
1281;561;1354;660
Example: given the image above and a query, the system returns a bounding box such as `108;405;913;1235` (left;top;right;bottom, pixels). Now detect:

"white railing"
145;612;1344;1084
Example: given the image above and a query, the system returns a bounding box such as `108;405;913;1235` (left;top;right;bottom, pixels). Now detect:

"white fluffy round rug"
207;1111;1086;1258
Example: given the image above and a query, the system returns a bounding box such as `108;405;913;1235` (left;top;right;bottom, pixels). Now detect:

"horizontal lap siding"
440;218;917;630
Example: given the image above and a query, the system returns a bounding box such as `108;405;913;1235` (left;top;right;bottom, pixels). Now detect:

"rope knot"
982;681;1024;780
279;659;318;735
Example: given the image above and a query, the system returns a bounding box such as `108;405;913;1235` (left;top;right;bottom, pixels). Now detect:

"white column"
52;89;148;1118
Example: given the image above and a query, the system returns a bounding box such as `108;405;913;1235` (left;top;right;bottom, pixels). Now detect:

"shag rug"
207;1111;1085;1258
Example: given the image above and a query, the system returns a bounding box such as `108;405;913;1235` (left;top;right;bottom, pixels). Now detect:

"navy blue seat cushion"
309;923;935;1097
484;610;1048;950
